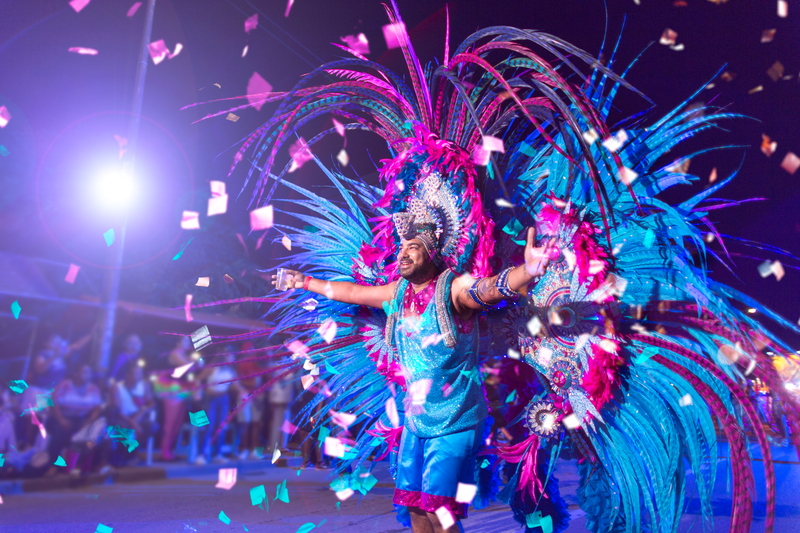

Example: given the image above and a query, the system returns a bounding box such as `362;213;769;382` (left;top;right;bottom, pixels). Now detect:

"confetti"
11;301;21;319
184;294;193;322
659;28;677;46
218;511;230;525
471;145;490;166
340;33;370;55
778;0;788;17
761;29;776;43
190;325;212;350
272;448;281;464
148;40;179;65
127;2;141;17
181;211;200;230
482;135;505;154
332;118;346;137
435;507;455;530
721;71;736;82
107;425;139;452
54;455;67;467
250;484;266;506
275;480;289;503
331;410;357;430
64;264;80;284
761;134;777;157
767;61;784;82
386;397;400;428
281;235;292;250
494;198;514;208
335;488;354;501
336;149;349;167
189;410;210;427
602;130;628;152
224;112;240;123
0;106;10;128
382;22;406;49
525;512;553;533
69;0;91;13
301;375;314;390
748;85;764;95
324;437;346;458
245;13;258;33
781;152;800;175
617;166;638;185
247;72;273;111
172;238;193;260
526;316;542;336
455;482;478;504
196;277;209;287
679;394;693;407
103;228;115;246
207;195;227;216
288;340;309;358
95;524;113;533
242;45;248;58
7;379;27;394
215;468;237;490
582;128;599;145
284;0;294;17
68;47;98;55
562;414;581;429
250;205;274;231
0;145;8;157
318;318;337;343
506;390;517;403
670;43;685;51
288;137;313;172
507;348;520;360
171;362;193;379
223;274;234;284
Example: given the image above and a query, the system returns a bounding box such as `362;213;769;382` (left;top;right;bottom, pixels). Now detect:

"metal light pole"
94;0;157;374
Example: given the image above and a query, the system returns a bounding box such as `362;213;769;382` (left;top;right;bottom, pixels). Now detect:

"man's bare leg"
409;507;435;533
426;511;461;533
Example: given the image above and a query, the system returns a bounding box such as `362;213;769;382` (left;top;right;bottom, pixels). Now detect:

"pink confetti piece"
210;181;225;197
339;33;369;55
288;137;313;172
332;118;346;137
778;0;788;17
114;134;127;159
255;230;268;250
235;233;250;257
30;405;47;439
250;205;273;231
301;375;315;390
386;397;400;427
244;13;258;33
148;39;170;65
382;22;406;50
127;2;142;17
168;43;183;59
68;47;98;55
659;28;677;46
215;468;237;490
471;146;490;166
284;0;294;17
288;340;309;358
281;235;292;250
65;264;80;284
781;152;800;175
196;277;209;287
0;106;10;128
761;29;776;43
207;194;228;216
318;318;337;343
246;72;272;111
69;0;91;13
181;211;200;230
330;410;357;429
482;135;505;154
184;294;193;322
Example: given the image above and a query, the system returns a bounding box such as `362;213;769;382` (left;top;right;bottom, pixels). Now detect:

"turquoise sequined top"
389;270;487;438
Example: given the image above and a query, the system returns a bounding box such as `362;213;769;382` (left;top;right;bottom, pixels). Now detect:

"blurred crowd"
0;329;317;479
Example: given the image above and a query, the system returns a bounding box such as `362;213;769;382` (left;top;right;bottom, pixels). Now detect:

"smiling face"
398;238;438;283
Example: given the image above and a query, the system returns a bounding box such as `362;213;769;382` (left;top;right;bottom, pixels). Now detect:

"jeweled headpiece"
391;197;440;255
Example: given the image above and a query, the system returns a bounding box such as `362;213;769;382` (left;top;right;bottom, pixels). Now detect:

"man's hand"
270;269;305;289
523;226;558;278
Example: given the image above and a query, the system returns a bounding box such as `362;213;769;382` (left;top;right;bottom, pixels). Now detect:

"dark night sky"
0;0;798;344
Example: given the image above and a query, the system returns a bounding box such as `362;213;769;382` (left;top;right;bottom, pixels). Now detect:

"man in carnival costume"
188;3;800;532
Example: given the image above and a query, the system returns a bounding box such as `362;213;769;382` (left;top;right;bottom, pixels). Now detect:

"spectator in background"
109;360;156;465
195;345;237;465
266;361;293;455
45;364;107;476
110;335;143;382
26;332;93;395
233;344;263;460
153;337;193;462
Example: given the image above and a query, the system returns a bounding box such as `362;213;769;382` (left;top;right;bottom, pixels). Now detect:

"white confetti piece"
563;414;581;429
196;277;209;287
172;362;194;379
386;397;400;428
318;318;337;343
324;437;345;458
250;205;273;231
301;375;314;390
582;128;599;145
271;448;281;464
335;488;354;501
336;149;349;167
678;394;693;407
602;130;628;153
455;483;477;504
181;211;200;230
300;298;318;311
507;348;521;360
435;507;455;530
778;0;788;17
495;198;514;208
482;135;505;153
190;325;212;351
526;316;542;336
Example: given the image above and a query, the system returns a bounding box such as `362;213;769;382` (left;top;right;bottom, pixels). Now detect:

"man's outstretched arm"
272;270;396;309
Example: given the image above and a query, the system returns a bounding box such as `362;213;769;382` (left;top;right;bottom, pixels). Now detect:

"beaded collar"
402;274;439;318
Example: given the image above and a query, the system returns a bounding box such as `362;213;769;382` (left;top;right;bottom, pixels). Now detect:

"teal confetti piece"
501;219;526;245
54;455;67;466
480;459;490;469
506;390;517;403
336;502;341;510
189;410;209;427
643;229;656;249
85;494;99;499
172;237;194;260
250;484;266;506
11;301;21;319
103;228;115;247
296;524;316;533
518;142;537;157
244;527;249;532
107;425;139;452
318;426;330;447
7;379;27;394
525;511;553;533
296;469;301;476
218;511;231;525
274;479;289;503
95;524;113;533
36;394;53;409
634;346;658;364
0;453;4;467
327;361;341;375
0;145;9;157
363;473;378;491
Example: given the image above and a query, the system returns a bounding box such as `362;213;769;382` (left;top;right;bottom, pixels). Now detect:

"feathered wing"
185;9;800;533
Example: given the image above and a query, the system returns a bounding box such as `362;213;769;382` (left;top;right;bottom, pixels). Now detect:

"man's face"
398;238;434;282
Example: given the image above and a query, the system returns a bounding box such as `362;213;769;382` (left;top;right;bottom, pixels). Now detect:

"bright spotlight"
95;165;135;208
